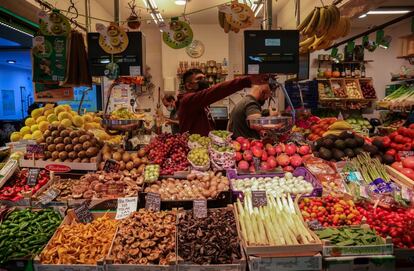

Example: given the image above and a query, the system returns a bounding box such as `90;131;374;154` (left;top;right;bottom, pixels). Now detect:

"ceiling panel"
0;50;32;70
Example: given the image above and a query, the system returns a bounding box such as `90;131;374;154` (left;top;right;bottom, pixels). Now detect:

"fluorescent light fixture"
251;4;257;11
175;0;186;5
149;0;158;9
359;14;367;18
367;10;410;15
142;0;148;8
254;3;264;17
100;59;110;64
0;21;34;37
6;60;16;64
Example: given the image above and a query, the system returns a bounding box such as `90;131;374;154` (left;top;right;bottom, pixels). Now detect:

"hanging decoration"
39;9;71;36
127;0;141;29
217;1;254;33
96;23;129;54
186;40;205;58
162;19;193;49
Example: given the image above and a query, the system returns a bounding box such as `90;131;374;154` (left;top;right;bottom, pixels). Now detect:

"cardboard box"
323;255;395;271
248;253;322;271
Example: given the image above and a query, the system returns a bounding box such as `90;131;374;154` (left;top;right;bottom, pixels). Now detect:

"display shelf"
317;59;373;64
387;78;414;84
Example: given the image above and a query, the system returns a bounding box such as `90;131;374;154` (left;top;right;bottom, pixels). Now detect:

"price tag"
308;220;324;231
360;186;369;199
38;188;61;205
26;144;44;159
252;191;267;207
145;192;161;211
252;157;261;171
193;199;207;219
398;151;414;159
27;168;40;187
74;200;93;223
115;197;138;220
103;159;120;173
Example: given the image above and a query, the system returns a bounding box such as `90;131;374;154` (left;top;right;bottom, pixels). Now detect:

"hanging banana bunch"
298;4;351;53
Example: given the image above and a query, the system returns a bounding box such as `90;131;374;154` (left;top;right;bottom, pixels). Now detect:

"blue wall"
0;65;33;121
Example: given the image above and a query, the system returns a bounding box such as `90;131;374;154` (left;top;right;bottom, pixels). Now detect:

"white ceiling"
0;50;32;70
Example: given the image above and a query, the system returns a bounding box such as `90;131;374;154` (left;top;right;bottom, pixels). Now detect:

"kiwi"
64;159;73;163
122;152;131;163
73;158;81;163
56;143;65;152
133;157;141;167
51;151;59;160
82;141;92;150
119;161;126;171
53;137;63;144
44;151;52;159
48;144;56;152
45;136;54;144
70;131;79;138
65;144;73;152
78;150;86;158
49;125;58;131
79;135;90;144
126;161;134;171
81;158;90;163
86;147;99;157
54;159;62;162
63;137;72;145
51;130;60;137
112;152;122;161
43;130;51;137
59;151;68;160
74;144;83;152
60;130;70;138
72;137;79;145
68;151;77;159
57;125;65;131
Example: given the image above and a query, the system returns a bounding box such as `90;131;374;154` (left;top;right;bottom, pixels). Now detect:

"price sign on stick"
74;200;93;223
103;159;120;173
193;199;207;219
27;168;40;187
145;192;161;211
116;197;138;220
252;191;267;207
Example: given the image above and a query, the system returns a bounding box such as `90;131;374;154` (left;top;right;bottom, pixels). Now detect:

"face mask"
166;106;174;112
197;80;210;91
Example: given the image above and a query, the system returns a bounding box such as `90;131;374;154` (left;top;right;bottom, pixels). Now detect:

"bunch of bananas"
298;5;351;53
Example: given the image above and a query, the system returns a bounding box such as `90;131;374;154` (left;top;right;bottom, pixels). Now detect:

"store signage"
74;200;93;223
145;192;161;212
252;191;267;207
193;199;207;219
26;144;45;159
45;164;71;173
103;159;120;173
27;168;40;187
38;188;61;205
115;197;138;220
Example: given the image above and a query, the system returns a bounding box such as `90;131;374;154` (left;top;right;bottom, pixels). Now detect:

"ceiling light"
175;0;186;5
358;14;367;18
254;3;264;17
100;59;110;64
0;22;33;37
6;60;16;64
367;10;410;15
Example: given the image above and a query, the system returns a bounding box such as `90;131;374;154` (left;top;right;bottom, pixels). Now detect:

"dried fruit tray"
227;167;323;200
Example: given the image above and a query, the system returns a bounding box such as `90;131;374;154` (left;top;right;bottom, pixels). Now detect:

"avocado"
334;139;346;150
353;147;364;156
333;149;345;161
314;138;324;150
326;134;339;141
322;138;335;148
345;138;357;148
363;144;378;155
383;154;395;165
354;136;365;147
319;147;333;161
372;138;384;150
340;130;354;139
344;148;355;158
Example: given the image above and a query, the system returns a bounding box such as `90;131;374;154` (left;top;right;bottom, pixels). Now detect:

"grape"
188;147;209;166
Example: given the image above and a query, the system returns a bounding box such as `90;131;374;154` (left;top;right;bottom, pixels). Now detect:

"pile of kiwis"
41;125;102;163
99;145;148;174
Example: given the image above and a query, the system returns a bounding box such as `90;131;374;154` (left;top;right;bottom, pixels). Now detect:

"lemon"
39;121;50;132
60;119;72;128
36;116;47;124
47;114;58;123
10;132;22;142
83;114;93;122
20;126;31;136
32;130;43;140
58;111;73;121
72;115;84;127
30;125;39;132
23;134;32;140
51;120;60;126
54;105;66;115
43;108;54;116
25;117;36;127
31;108;44;119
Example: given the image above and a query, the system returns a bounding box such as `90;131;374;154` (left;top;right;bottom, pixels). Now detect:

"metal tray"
101;118;143;131
248;116;293;133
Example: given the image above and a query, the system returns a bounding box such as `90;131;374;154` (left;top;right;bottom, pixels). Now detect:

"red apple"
251;140;263;149
261;151;268;161
238;160;249;170
235;152;243;161
260;161;269;171
236;136;247;144
266;144;277;156
298;145;310;156
251;146;263;158
275;144;284;154
243;150;253;161
267;156;277;169
285;143;297;156
241;141;251;151
232;141;241;152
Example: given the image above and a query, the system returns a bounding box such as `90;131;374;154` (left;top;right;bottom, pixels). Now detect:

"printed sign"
193;199;207;219
27;168;40;187
116;197;138;220
45;164;71;173
38;188;61;205
252;191;267;207
145;192;161;212
308;220;324;231
74;200;93;223
103;159;120;173
26;144;45;159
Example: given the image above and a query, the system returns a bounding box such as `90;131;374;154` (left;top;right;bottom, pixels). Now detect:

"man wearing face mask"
228;84;271;139
177;68;269;136
162;95;179;134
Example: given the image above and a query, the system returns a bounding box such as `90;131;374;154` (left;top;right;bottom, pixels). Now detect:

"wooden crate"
386;166;414;190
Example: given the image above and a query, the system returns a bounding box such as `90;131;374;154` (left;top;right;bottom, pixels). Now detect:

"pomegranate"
285;143;297;156
266;144;277;156
251;146;263;158
261;151;268;161
267;156;277;169
298;145;310;156
232;141;241;152
276;154;290;167
235;152;242;161
290;155;303;167
243;151;253;161
238;160;249;170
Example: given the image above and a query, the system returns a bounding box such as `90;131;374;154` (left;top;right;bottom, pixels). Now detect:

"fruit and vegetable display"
377;85;414;110
235;193;318;246
359;81;377;99
0;168;49;201
146;133;189;175
33;178;73;202
300;196;362;227
375;126;414;158
110;209;176;265
392;156;414;180
144;171;229;200
315;226;384;246
0;208;62;263
331;80;347;98
357;204;414;248
39;126;102;163
10;104;102;142
178;208;241;264
318;81;334;99
209;130;232;145
188;134;211;149
70;171;143;199
345;116;372;134
345;81;363;99
144;164;160;183
100;145;148;174
231;172;314;197
307;117;337;141
188;147;210;168
39;213;117;264
350;153;390;183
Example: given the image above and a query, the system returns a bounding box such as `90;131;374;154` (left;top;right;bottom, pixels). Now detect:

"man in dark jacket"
178;69;268;136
